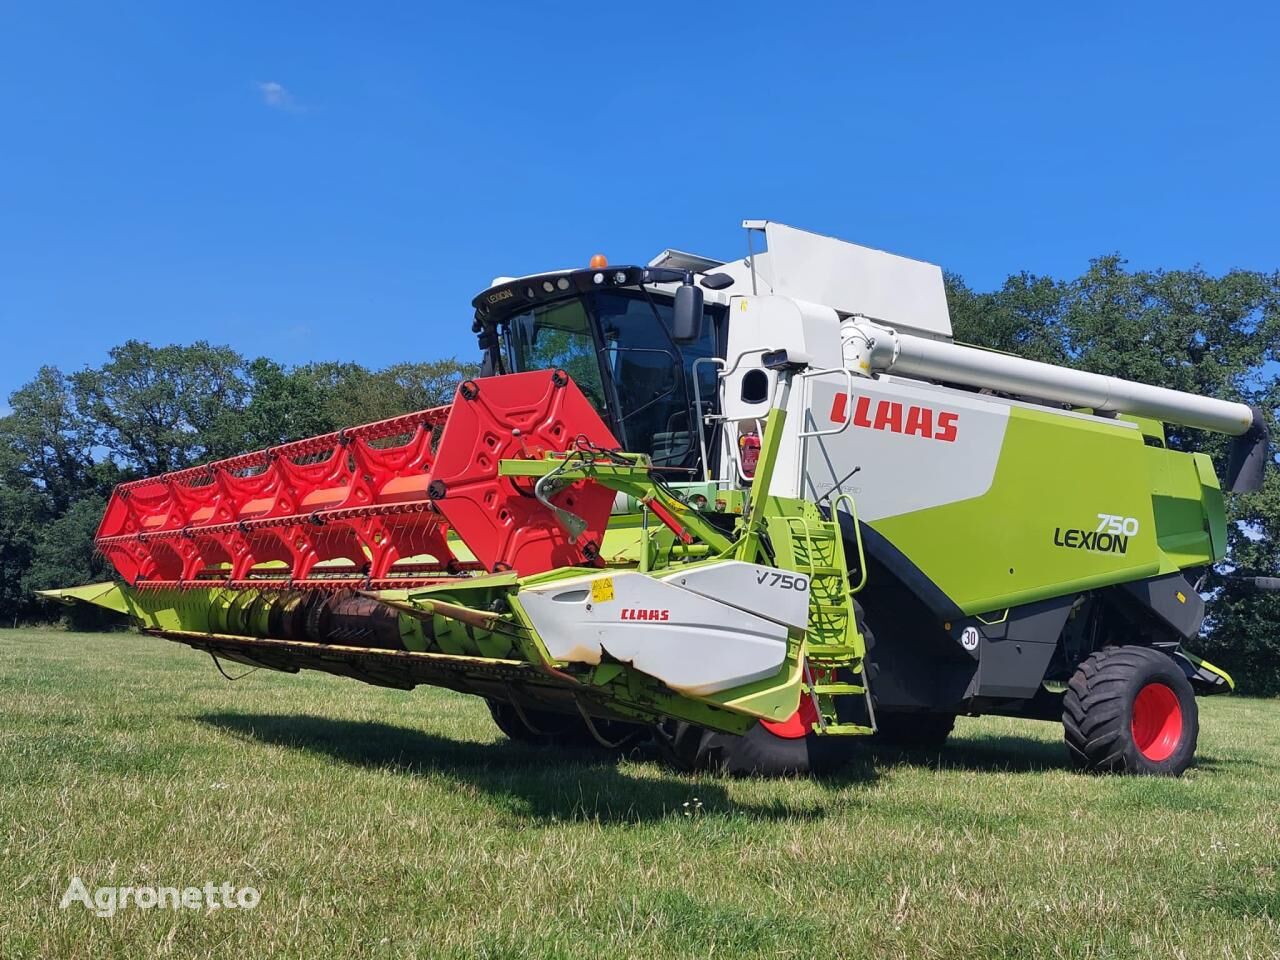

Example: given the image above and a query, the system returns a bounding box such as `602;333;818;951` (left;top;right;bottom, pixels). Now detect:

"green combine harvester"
45;221;1272;776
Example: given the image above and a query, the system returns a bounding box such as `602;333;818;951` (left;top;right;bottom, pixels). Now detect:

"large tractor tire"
1063;645;1199;776
487;699;644;750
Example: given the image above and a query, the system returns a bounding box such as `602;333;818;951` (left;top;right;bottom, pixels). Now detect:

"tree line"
2;257;1278;690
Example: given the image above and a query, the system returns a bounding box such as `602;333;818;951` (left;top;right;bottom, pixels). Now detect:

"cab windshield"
502;291;721;475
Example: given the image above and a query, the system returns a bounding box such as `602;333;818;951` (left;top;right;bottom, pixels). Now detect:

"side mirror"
672;274;703;343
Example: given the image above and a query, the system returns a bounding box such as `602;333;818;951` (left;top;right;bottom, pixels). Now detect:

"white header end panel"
518;572;789;696
660;560;811;631
763;222;952;341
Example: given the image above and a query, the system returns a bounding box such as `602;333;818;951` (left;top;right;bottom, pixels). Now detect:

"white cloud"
257;81;297;111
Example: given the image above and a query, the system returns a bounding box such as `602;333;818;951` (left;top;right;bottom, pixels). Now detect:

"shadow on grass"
858;734;1230;776
908;734;1070;773
791;734;1073;785
197;712;852;823
197;712;1226;822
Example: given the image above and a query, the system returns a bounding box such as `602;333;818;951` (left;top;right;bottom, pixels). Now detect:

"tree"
292;357;479;427
946;270;1070;365
22;496;117;630
1205;469;1280;693
202;357;477;456
0;366;97;513
0;475;44;625
380;358;481;412
70;341;251;475
205;358;338;456
23;496;109;594
1061;259;1277;453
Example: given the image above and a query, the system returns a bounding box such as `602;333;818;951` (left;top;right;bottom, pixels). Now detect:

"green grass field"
2;627;1278;959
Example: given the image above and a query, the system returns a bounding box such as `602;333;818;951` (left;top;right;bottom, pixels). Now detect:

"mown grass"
1;627;1278;959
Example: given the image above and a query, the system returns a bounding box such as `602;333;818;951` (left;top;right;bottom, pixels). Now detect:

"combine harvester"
46;222;1271;776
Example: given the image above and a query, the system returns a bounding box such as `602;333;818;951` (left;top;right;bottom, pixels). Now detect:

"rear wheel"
1063;645;1198;776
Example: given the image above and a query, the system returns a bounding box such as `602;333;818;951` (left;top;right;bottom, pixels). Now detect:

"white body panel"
802;376;1012;520
760;222;953;341
714;294;1251;506
720;295;846;498
518;568;796;695
660;560;811;630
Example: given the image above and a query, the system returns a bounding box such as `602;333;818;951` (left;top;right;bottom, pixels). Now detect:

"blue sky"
2;2;1278;402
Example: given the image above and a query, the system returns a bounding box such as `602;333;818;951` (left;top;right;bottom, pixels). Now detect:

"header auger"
46;221;1270;777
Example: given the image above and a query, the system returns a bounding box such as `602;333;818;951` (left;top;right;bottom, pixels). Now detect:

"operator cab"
472;265;725;478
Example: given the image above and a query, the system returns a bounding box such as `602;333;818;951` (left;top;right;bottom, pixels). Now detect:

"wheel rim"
1131;682;1183;762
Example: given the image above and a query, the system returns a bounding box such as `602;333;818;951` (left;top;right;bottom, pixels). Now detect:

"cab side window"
593;293;720;476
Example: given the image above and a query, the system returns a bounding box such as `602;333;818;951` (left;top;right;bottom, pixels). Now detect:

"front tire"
1063;646;1198;776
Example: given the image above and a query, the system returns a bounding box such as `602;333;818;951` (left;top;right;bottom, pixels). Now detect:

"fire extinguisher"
739;430;760;479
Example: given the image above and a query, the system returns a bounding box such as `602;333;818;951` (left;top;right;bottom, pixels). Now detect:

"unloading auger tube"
837;315;1270;493
841;317;1258;435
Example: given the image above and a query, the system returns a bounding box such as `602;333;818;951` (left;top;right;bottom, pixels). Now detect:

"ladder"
728;360;875;735
767;497;876;736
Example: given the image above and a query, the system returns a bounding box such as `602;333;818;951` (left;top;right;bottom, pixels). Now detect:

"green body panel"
869;406;1225;616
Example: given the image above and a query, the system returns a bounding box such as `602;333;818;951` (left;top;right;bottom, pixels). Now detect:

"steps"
767;506;876;736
